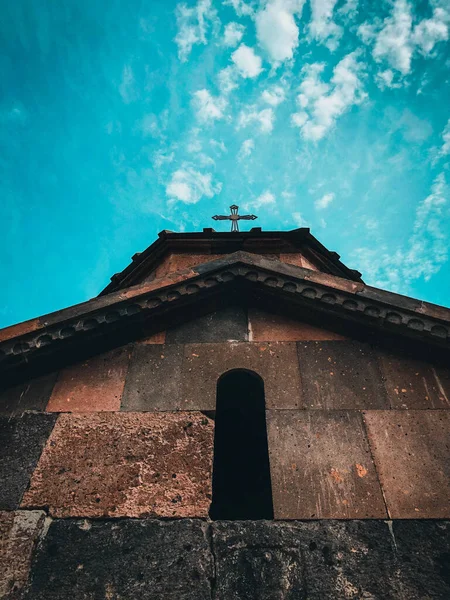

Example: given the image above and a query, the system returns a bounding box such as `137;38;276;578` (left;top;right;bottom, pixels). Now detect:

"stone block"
46;347;130;412
393;520;450;599
0;510;46;599
0;414;57;510
0;372;58;416
280;252;318;270
300;520;400;599
363;410;450;518
121;344;184;411
141;330;166;344
21;412;213;518
24;519;212;600
297;341;389;409
267;410;387;519
154;252;222;278
166;306;248;344
183;342;302;410
377;351;450;409
249;308;347;341
212;521;304;599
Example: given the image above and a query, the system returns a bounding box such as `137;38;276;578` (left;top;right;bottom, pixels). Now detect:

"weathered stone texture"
377;351;450;409
249;308;347;341
213;521;304;599
0;510;46;599
21;412;213;518
46;347;130;412
183;342;302;410
19;519;450;599
0;373;57;416
166;306;248;344
267;410;387;519
24;519;213;600
279;252;318;271
364;410;450;518
0;414;57;510
154;252;222;279
121;344;184;411
297;341;389;409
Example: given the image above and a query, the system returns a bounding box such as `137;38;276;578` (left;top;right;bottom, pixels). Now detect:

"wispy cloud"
231;44;263;78
174;0;219;62
119;65;137;103
292;51;366;141
238;107;275;133
255;0;305;64
166;165;222;204
223;22;245;47
238;138;255;158
243;190;276;210
354;173;449;293
261;85;286;106
358;0;449;85
309;0;342;51
192;89;227;122
315;192;335;210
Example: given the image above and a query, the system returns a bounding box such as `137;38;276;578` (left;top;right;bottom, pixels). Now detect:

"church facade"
1;227;449;599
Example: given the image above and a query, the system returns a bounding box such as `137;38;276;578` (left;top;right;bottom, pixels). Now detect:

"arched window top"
210;368;273;520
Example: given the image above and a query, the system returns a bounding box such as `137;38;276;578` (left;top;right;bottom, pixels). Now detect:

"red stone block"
46;347;130;412
249;308;347;341
363;410;450;518
280;252;318;271
154;253;222;278
0;318;41;342
267;410;387;519
21;412;213;518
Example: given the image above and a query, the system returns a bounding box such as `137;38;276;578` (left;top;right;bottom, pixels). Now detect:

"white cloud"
354;173;449;293
217;66;239;94
292;211;308;227
119;65;137;103
231;44;263;78
174;0;219;62
439;118;450;157
224;0;254;17
261;85;286;106
238;107;275;133
192;89;227;121
338;0;359;18
292;52;366;141
309;0;343;51
243;190;276;210
358;0;449;82
372;0;413;75
223;22;245;46
315;192;335;210
411;7;449;55
238;138;255;158
166;165;222;204
255;0;305;64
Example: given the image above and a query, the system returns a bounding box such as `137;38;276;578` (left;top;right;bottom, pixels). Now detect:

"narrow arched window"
209;369;274;520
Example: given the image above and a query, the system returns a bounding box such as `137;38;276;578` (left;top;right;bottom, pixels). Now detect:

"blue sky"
1;0;450;327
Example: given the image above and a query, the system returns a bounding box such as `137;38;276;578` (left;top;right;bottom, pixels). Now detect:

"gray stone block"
0;413;57;510
25;518;213;600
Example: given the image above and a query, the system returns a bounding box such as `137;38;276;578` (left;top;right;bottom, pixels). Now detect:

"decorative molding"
0;257;448;376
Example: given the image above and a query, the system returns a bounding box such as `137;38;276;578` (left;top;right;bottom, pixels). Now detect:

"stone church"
1;223;449;599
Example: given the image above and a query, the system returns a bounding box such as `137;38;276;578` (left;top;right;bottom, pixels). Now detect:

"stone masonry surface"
267;410;387;519
21;412;214;518
14;518;450;599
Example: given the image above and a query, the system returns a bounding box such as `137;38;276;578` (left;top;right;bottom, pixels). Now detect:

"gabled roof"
1;251;449;383
100;228;363;295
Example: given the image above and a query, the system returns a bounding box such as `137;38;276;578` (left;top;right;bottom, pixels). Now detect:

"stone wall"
1;307;449;598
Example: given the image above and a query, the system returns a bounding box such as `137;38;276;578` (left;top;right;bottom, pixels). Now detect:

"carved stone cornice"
0;252;448;377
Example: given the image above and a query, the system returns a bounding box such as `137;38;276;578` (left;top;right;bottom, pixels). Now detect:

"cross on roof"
212;204;258;232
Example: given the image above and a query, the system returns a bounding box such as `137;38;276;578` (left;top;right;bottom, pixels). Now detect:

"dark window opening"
209;369;274;520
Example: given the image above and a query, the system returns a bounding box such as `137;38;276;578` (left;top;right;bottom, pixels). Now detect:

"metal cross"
212;204;258;232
